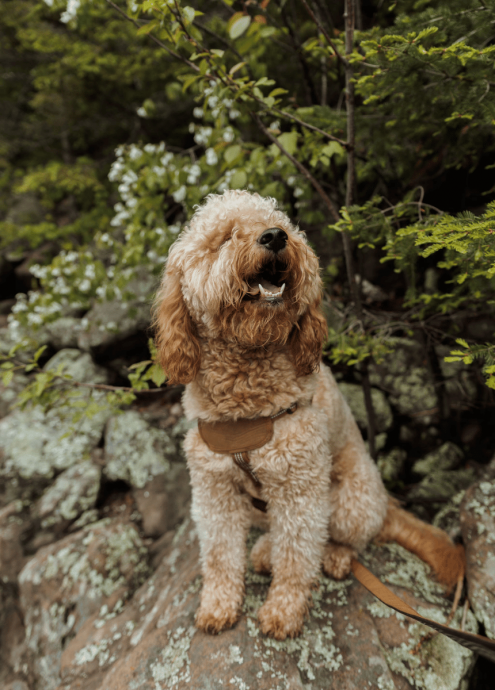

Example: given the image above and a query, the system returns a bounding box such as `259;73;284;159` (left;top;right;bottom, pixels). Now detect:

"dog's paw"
322;542;356;580
195;599;240;634
258;590;308;640
250;533;272;574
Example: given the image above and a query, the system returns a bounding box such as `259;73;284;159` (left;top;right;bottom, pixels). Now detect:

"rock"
413;442;463;476
433;490;465;541
105;411;191;537
77;267;157;352
56;520;477;690
5;193;45;229
0;501;27;583
369;339;437;422
338;382;393;433
18;518;150;690
460;477;495;640
44;348;109;385
408;443;475;505
377;447;407;485
44;317;82;350
133;468;190;537
0;400;111;502
36;461;102;531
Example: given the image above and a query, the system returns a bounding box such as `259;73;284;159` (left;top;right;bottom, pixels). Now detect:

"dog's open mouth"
243;258;287;304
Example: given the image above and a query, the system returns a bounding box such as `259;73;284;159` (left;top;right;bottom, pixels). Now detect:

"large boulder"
369;339;437;422
409;443;475;505
56;519;477;690
460;470;495;640
338;382;393;434
18;519;150;690
105;411;191;537
77;267;157;353
35;461;102;532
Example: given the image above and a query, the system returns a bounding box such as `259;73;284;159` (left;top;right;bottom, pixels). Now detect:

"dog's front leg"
189;461;251;634
257;473;331;640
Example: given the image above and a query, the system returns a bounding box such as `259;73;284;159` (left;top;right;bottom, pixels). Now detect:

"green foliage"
3;0;495;426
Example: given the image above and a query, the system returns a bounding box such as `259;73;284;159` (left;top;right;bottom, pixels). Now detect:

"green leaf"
34;346;47;362
229;15;251;40
277;131;298;155
230;170;247;189
224;144;242;164
136;20;159;35
456;338;469;349
149;363;166;387
2;370;14;387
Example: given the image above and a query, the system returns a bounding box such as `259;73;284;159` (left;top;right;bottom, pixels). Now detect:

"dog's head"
154;190;327;384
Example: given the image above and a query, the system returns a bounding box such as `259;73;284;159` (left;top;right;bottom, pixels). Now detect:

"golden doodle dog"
154;190;464;640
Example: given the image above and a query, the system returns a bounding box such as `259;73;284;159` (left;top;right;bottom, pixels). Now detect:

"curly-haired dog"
154;190;464;640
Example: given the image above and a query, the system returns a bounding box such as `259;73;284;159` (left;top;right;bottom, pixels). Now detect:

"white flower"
229;109;241;120
222;127;235;143
168;224;181;235
129;145;143;161
100;233;110;243
136;107;147;118
152;166;166;177
287;176;296;186
147;250;158;261
144;144;156;153
12;301;28;313
60;0;80;24
193;107;203;118
187;164;201;184
27;313;43;326
122;170;138;184
172;186;187;203
294;187;304;197
269;121;280;130
126;198;138;208
223;98;233;109
194;126;212;146
199;185;209;195
160;153;173;166
155;227;165;236
96;286;106;298
84;264;96;279
207;96;219;109
115;145;124;157
189;122;196;133
79;279;91;292
205;148;218;166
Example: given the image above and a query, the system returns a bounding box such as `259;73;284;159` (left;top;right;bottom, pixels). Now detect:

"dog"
153;190;464;640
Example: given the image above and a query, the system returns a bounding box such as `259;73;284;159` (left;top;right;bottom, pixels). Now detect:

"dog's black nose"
258;227;288;253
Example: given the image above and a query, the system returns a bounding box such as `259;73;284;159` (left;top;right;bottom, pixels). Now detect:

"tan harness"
196;403;495;662
198;402;297;511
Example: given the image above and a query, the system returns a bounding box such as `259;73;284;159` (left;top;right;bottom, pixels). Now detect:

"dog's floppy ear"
153;264;201;384
289;302;328;377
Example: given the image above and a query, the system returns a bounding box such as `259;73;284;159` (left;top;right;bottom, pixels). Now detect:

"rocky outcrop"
409;443;475;505
460;470;495;640
52;519;477;690
18;519;151;690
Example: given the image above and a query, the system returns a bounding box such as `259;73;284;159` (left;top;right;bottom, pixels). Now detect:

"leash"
351;559;495;663
198;405;495;659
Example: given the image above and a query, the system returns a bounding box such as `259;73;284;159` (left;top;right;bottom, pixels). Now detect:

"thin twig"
252;113;340;222
105;0;201;73
300;0;348;68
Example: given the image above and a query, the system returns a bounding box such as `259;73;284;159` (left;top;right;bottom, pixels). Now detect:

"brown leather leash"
351;559;495;663
198;405;495;661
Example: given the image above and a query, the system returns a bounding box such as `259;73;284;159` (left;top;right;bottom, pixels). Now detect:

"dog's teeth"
259;283;267;297
280;283;286;295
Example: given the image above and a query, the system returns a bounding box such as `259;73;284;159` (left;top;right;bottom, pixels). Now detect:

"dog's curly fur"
154;190;464;640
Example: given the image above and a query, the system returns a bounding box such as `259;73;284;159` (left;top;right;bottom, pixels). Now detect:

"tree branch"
252;113;340;223
300;0;348;68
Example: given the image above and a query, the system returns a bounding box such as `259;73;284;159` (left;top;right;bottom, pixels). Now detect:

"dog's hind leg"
325;436;388;579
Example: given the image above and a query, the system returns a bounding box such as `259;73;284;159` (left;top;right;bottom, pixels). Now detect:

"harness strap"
232;402;297;493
